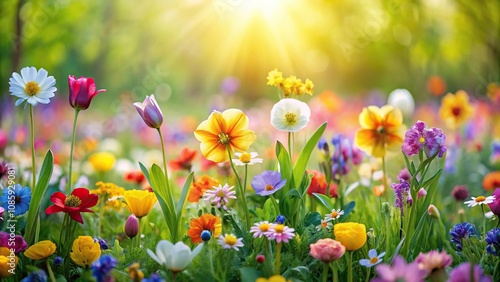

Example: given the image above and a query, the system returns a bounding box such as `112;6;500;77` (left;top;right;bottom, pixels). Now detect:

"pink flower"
203;183;236;210
250;221;271;238
309;239;346;263
68;76;106;110
134;95;163;129
265;224;295;243
415;250;452;274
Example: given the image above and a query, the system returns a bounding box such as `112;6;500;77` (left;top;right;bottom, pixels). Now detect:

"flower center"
331;211;338;218
265;184;274;191
64;195;82;207
452;107;461;116
376;126;385;134
370;257;379;264
24;81;41;96
15;196;21;204
285;113;297;125
216;190;226;197
274;224;285;233
259;223;270;232
419;137;425;144
239;152;251;163
224;234;237;245
218;132;230;145
321;221;327;227
475;196;486;203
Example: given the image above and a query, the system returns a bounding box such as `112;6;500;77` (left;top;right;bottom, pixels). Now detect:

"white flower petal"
20;67;32;83
35;68;48;82
12;72;25;86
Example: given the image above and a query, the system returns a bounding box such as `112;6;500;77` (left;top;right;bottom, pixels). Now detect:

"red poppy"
168;147;197;171
45;188;98;224
307;170;338;197
124;171;145;185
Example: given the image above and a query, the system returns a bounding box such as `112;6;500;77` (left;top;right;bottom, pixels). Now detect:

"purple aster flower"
450;222;477;251
398;168;412;183
91;255;118;282
94;237;109;250
402;121;447;158
372;255;427;282
392;180;411;216
203;183;236;210
251;170;286;196
448;262;492;282
485;228;500;255
317;136;329;153
451;185;469;201
0;231;27;254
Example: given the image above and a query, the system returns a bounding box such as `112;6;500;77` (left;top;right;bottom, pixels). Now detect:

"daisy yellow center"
285;113;297;125
331;211;339;218
370;257;379;264
218;132;230;145
25;81;41;96
224;234;237;246
475;196;486;203
274;224;285;233
239;152;251;163
376;126;385;134
64;195;82;207
259;223;270;232
216;190;226;197
265;184;274;191
419;137;425;143
321;222;327;227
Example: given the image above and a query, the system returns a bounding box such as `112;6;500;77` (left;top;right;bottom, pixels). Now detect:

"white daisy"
464;195;495;207
270;98;311;132
232;152;263;166
359;249;386;268
325;209;344;221
315;219;333;231
9;66;57;107
217;234;244;250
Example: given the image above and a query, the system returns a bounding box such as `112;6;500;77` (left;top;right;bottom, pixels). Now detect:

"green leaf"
276;141;293;192
303;212;322;227
175;172;194;242
390;237;406;263
240;267;261;282
139;162;151;184
25;150;54;245
292;122;327;189
283;266;310;280
149;164;175;240
403;153;414;175
342;201;356;218
312;193;333;211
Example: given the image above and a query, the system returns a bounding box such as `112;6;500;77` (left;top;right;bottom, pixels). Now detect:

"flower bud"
68;75;106;110
134;95;163;129
418;188;427;199
201;230;211;242
427;204;440;219
256;254;265;263
276;215;286;224
125;214;139;239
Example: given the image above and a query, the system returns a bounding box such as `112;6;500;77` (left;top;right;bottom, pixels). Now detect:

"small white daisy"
270;98;311;132
325;209;344;221
359;249;385;268
202;183;236;210
315;219;333;231
9;66;57;107
217;234;244;250
232;152;263;166
464;195;495;207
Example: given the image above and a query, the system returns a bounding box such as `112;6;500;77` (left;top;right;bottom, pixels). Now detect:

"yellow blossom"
300;79;314;95
70;236;101;267
256;275;291;282
91;182;126;210
123;189;157;218
88;152;116;173
334;222;367;251
439;90;474;129
267;68;284;87
0;247;16;278
127;262;144;282
24;240;56;260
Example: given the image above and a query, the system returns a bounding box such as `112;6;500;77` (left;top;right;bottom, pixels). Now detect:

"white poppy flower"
147;240;203;273
270;98;311;132
9;66;57;107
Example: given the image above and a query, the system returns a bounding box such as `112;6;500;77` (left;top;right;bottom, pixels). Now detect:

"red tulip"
68;75;106;110
45;188;98;224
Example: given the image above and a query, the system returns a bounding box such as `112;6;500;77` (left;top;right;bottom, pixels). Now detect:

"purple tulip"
125;214;139;239
68;76;106;110
134;95;164;129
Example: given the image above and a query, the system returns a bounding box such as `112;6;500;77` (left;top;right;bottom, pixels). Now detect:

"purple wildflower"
0;161;8;181
91;255;118;282
372;255;427;282
0;231;27;254
451;185;469;201
398;168;412;183
448;262;492;282
251;170;286;196
491;141;500;164
392;180;411;216
485;228;500;255
450;222;476;251
402;121;447;158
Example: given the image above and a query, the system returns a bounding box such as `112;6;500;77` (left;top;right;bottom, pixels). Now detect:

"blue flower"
275;215;286;224
450;222;477;251
53;256;63;266
91;255;118;282
0;184;31;216
20;269;47;282
486;228;500;256
143;273;165;282
94;237;109;250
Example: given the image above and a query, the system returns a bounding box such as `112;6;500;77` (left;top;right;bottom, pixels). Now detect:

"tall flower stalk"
29;104;37;196
67;109;80;194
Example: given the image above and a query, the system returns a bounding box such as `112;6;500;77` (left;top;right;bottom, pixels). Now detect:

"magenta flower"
488;188;500;216
68;76;106;110
415;250;452;274
448;262;492;282
251;170;286;196
265;223;295;243
0;231;27;254
373;255;427;282
134;95;164;129
402;121;447;158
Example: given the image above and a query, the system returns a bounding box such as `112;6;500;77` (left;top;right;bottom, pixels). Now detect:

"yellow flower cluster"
90;182;126;210
70;236;101;267
267;68;314;97
0;247;17;278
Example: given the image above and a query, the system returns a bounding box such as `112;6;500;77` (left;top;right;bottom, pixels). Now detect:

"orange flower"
439;90;474;129
194;109;256;163
187;214;222;244
188;175;219;203
168;147;197;171
483;171;500;191
426;75;447;96
306;170;337;197
354;105;405;158
372;185;385;197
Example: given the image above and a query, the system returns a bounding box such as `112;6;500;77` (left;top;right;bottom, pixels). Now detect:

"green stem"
381;156;388;202
481;205;486;239
157;128;172;199
68;109;80;195
287;132;293;162
275;242;282;274
29;104;36;191
269;194;280;216
137;217;142;248
402;201;416;257
322;262;329;282
227;147;250;229
365;266;371;282
332;262;339;282
98;196;105;238
46;259;56;282
347;251;353;282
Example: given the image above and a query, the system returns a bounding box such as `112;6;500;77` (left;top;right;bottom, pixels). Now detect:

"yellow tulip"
0;247;16;278
88;152;116;173
256;275;291;282
24;240;56;260
334;222;367;251
123;189;157;218
70;236;101;267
